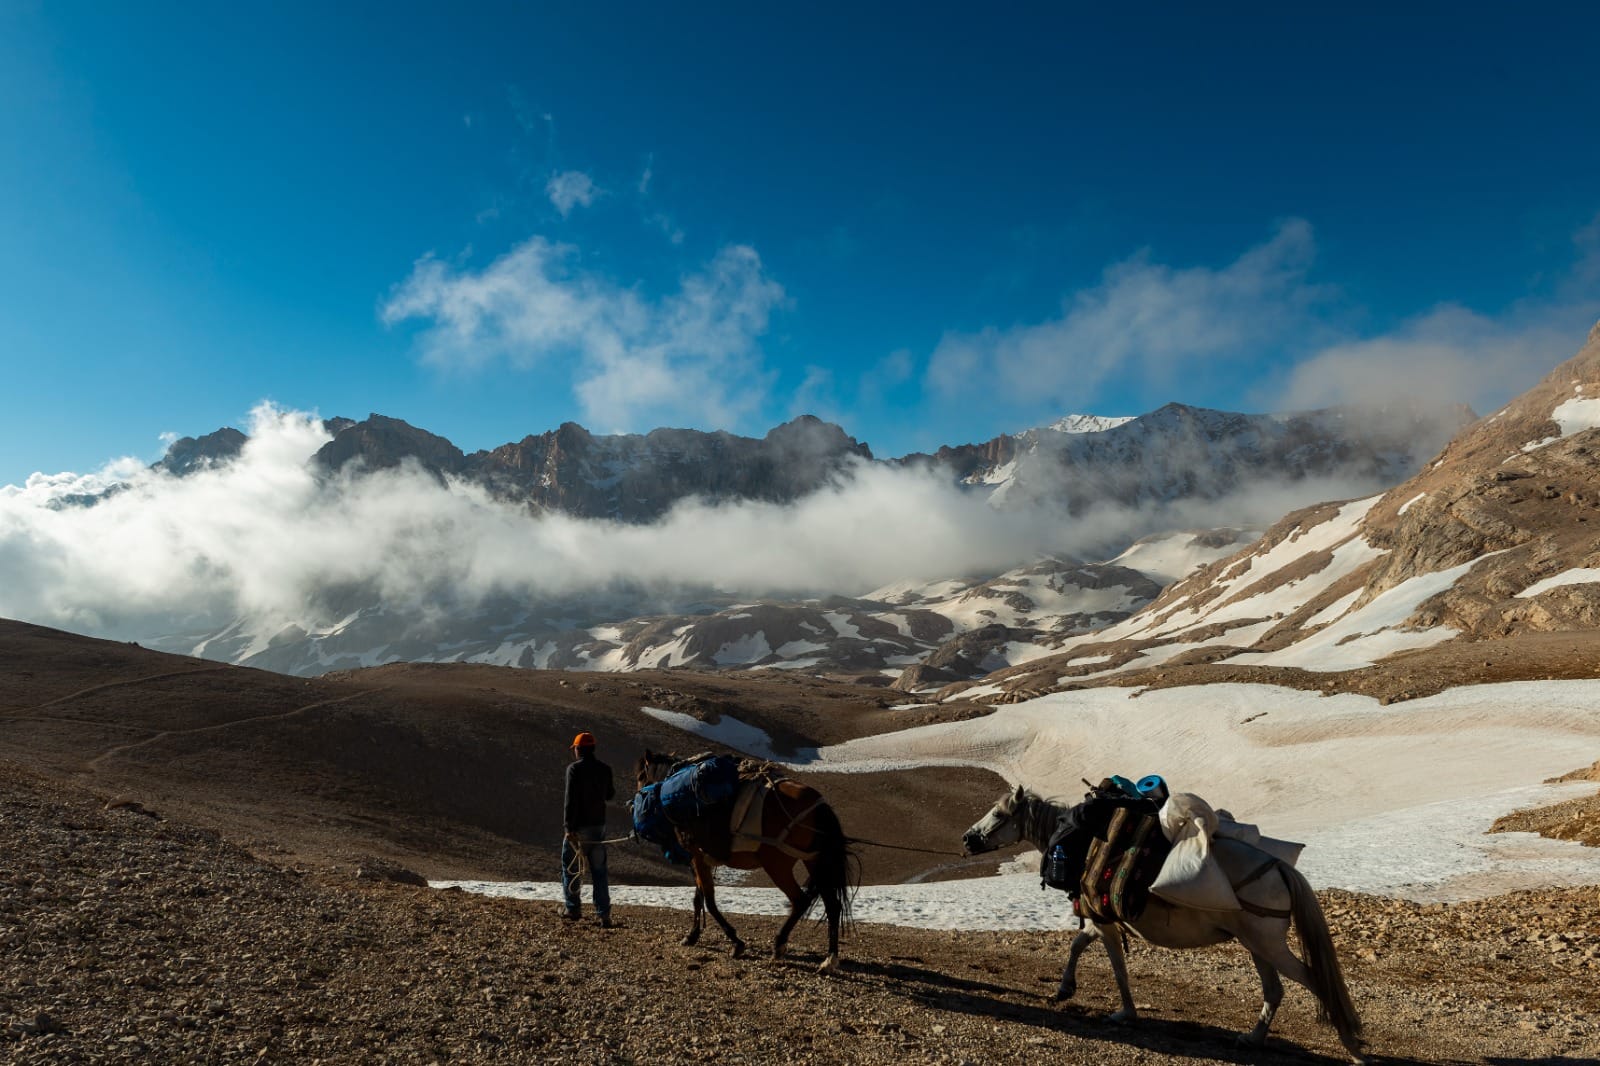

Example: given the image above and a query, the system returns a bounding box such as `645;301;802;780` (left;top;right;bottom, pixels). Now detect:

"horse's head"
962;783;1029;855
635;748;676;788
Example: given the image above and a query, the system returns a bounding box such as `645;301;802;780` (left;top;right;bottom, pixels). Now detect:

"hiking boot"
558;908;580;921
599;914;614;929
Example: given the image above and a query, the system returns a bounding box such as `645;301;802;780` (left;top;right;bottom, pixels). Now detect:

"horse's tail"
1281;861;1364;1054
810;801;859;928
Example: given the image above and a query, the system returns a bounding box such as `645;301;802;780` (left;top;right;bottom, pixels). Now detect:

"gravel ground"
4;765;1599;1065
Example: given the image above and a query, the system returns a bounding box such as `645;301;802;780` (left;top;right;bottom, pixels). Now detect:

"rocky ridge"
900;400;1474;518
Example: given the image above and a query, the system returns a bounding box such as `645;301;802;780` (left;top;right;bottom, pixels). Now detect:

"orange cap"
572;732;596;749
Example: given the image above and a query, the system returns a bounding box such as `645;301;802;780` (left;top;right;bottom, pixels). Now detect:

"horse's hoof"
680;934;699;947
731;941;747;959
818;955;839;976
1053;982;1076;1002
1235;1032;1266;1048
772;940;786;960
1105;1009;1136;1025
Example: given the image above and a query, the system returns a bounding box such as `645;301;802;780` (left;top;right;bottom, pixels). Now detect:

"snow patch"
1516;567;1600;598
711;632;772;665
639;706;807;762
1551;396;1600;437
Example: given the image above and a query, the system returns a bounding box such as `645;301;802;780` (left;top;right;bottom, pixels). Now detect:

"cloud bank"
0;403;1409;648
1269;217;1600;415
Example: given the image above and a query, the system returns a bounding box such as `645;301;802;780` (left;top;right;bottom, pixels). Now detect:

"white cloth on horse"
1149;792;1240;911
1214;811;1305;867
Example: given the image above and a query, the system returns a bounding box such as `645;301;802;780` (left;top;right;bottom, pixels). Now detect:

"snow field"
446;679;1600;925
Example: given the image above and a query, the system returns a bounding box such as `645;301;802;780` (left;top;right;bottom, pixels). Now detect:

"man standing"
561;731;614;926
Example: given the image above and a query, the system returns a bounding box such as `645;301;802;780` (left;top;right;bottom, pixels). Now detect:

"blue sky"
4;3;1600;485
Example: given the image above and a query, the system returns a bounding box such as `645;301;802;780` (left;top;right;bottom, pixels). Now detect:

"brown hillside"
0;619;1001;885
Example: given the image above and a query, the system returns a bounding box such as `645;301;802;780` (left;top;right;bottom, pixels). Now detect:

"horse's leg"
1100;925;1138;1022
1240;951;1285;1047
768;858;813;961
818;866;843;977
682;884;704;947
1055;923;1100;1001
1239;927;1321;1020
692;854;746;958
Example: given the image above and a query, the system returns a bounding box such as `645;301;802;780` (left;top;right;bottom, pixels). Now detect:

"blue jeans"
560;825;610;916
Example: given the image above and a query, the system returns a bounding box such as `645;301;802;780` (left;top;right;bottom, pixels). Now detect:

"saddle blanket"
1078;804;1169;924
727;779;769;859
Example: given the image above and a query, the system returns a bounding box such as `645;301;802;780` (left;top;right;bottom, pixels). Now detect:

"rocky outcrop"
469;415;873;521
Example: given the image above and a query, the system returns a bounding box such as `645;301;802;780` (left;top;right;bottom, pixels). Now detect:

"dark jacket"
564;753;615;831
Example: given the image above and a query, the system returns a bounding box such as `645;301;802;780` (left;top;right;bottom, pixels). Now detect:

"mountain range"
137;398;1472;679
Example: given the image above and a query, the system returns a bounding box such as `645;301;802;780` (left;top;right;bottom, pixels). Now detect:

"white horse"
963;785;1364;1061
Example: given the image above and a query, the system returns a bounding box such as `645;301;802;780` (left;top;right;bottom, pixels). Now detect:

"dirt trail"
79;687;387;771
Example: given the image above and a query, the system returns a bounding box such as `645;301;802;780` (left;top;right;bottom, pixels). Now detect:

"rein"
846;835;965;857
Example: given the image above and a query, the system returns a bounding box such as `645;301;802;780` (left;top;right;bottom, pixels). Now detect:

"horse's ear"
1013;782;1026;801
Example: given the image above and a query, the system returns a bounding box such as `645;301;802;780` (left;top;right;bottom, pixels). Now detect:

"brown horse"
635;749;857;973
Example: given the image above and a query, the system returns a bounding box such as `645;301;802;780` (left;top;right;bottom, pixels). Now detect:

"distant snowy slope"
1043;413;1136;434
1109;528;1259;585
157;551;1192;680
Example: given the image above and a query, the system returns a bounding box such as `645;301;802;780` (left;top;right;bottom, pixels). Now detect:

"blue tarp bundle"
630;783;690;864
630;755;742;864
658;755;741;821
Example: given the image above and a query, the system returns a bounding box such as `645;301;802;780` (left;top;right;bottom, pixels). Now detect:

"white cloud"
1270;304;1594;415
927;220;1322;405
545;170;599;217
789;365;836;421
859;348;915;407
382;238;787;430
1270;214;1600;415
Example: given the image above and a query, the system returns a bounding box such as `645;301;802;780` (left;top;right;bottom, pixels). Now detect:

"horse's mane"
996;786;1081;847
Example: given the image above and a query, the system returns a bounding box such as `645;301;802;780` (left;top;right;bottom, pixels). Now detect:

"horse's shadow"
777;951;1445;1066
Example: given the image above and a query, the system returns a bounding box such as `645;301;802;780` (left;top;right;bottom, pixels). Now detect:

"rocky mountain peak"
1044;413;1136;434
154;427;247;476
313;415;467;481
